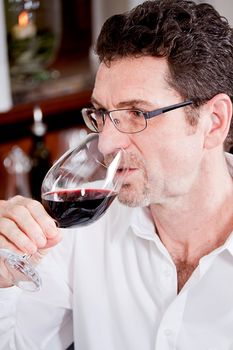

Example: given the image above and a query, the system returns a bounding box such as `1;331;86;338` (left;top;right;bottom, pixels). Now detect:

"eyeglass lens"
87;109;146;133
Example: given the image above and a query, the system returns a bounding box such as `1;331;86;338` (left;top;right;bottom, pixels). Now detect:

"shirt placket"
154;289;188;350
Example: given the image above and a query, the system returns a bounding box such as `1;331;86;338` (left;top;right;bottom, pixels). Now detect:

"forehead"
92;56;176;107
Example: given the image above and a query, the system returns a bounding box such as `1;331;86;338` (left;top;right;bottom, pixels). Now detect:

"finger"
23;199;58;239
44;233;63;249
0;218;37;255
29;233;63;265
0;232;24;254
1;196;58;243
0;202;47;248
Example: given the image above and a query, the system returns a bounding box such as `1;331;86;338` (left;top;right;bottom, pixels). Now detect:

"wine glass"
41;133;128;227
0;133;128;292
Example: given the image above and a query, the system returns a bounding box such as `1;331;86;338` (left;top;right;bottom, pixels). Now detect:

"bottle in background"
29;105;51;201
3;146;31;199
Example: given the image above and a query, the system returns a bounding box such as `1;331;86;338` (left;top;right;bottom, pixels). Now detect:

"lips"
117;167;138;177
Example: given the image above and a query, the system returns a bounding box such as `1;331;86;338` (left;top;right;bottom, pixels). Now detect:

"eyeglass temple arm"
146;100;193;119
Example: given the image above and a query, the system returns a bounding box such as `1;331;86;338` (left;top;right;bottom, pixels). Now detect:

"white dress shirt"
1;154;233;350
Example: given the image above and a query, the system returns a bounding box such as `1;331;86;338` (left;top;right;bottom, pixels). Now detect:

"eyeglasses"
81;100;193;134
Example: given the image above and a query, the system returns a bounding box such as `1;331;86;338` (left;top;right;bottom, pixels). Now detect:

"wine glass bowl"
41;133;128;228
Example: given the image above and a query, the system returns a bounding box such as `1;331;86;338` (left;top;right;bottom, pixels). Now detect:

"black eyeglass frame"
82;100;193;134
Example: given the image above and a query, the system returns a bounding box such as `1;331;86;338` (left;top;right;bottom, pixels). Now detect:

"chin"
118;183;151;208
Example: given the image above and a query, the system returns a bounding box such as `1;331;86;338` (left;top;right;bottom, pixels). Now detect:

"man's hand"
0;195;62;287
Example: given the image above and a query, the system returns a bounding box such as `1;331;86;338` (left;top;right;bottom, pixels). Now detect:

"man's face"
92;56;205;207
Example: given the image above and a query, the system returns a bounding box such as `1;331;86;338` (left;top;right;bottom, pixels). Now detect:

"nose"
98;116;130;156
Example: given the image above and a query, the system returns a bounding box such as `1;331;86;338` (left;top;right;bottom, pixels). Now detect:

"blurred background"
0;0;232;200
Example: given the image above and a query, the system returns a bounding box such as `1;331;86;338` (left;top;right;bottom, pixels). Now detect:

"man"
1;0;233;349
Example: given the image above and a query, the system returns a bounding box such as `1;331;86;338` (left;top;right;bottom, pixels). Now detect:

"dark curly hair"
96;0;233;111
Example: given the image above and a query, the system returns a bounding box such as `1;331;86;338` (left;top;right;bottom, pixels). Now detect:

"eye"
129;110;144;118
97;108;106;113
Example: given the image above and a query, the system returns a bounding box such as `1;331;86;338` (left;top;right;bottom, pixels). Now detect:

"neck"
150;152;233;266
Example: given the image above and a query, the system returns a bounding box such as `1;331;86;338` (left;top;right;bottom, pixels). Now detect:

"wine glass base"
0;249;41;292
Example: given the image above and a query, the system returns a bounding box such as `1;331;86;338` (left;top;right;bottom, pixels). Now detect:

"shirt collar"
130;206;156;240
129;206;172;258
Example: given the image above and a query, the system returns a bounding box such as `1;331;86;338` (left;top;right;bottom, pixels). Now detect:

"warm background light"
18;11;30;27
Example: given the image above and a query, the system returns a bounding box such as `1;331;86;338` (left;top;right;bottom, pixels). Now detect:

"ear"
203;93;232;150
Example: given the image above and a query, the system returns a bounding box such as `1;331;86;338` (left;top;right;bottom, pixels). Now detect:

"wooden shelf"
0;56;94;142
0;87;92;126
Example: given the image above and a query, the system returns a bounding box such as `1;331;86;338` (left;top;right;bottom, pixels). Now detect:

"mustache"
104;152;145;169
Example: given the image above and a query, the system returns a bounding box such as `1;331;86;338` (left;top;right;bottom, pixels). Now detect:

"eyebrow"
90;96;153;109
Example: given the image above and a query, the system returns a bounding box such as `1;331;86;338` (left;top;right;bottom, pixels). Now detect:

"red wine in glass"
42;188;117;228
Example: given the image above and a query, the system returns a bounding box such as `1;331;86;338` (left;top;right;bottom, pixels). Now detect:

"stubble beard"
117;156;152;208
105;151;153;208
118;183;151;207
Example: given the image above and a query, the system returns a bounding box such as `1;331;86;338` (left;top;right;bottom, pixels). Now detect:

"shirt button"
164;328;173;337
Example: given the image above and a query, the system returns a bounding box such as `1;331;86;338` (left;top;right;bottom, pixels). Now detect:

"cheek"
143;134;204;181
